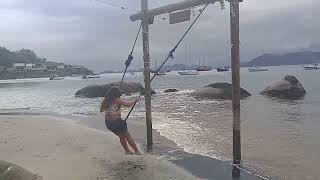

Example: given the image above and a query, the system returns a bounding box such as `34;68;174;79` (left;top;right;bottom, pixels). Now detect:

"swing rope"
124;3;210;121
120;24;142;87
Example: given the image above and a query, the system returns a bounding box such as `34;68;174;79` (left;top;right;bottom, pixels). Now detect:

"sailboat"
196;57;212;71
150;60;157;74
178;44;199;75
151;60;166;75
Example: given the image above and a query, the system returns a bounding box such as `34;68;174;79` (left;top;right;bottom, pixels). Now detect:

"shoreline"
0;111;264;180
0;115;197;180
76;114;266;180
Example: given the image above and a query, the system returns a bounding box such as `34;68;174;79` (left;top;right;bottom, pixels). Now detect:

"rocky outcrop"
0;161;39;180
75;82;155;98
191;83;251;100
164;89;179;93
260;75;306;99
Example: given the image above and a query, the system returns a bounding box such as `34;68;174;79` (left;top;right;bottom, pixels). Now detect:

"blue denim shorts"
105;119;128;134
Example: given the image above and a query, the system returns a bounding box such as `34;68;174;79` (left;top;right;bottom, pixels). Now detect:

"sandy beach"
0;115;196;180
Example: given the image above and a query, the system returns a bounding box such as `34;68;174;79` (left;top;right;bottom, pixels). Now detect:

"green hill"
0;47;45;67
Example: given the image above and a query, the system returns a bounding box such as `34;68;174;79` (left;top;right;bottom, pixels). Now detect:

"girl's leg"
117;133;133;154
124;132;140;154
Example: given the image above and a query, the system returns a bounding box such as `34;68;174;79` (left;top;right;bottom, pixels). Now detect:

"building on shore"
0;62;92;80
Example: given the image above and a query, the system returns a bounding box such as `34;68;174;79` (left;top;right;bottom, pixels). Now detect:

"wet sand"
0;115;196;180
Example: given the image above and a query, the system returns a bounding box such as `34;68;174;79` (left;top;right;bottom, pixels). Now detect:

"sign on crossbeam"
169;9;191;24
148;16;154;25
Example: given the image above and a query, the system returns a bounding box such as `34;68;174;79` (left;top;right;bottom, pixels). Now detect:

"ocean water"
0;65;320;179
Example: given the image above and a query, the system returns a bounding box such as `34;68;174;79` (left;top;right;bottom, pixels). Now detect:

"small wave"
152;112;226;160
0;107;31;111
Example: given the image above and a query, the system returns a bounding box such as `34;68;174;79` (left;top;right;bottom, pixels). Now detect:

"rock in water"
191;83;251;100
75;82;155;98
0;161;40;180
164;89;179;93
260;75;306;99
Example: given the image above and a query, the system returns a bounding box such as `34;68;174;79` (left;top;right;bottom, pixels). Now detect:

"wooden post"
230;0;241;165
141;0;153;151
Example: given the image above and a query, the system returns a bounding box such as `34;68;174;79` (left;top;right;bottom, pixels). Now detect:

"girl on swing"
100;86;141;155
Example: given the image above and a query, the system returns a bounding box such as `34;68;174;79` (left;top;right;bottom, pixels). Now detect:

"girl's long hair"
100;86;121;112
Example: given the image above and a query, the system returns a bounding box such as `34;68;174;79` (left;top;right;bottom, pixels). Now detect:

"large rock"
260;75;306;99
0;161;40;180
164;88;179;93
191;83;251;100
75;82;155;98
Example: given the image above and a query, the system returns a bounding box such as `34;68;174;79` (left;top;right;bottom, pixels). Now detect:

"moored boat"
83;74;101;79
196;66;212;71
248;67;269;72
178;70;199;75
156;71;166;75
49;74;65;80
217;67;230;72
304;64;319;70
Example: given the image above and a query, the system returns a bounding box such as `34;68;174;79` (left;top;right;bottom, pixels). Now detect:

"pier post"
230;0;241;165
141;0;153;151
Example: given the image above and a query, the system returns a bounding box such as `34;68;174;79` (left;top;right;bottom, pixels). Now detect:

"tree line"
0;46;45;67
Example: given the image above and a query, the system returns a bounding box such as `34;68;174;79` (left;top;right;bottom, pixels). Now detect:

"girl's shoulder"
113;98;121;105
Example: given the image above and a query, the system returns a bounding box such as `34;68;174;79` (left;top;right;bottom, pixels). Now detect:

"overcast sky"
0;0;319;72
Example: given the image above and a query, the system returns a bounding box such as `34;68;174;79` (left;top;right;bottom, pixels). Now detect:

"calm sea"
1;65;319;180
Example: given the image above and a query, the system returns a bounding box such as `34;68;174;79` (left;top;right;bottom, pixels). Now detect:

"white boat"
87;74;101;78
178;70;199;75
49;74;65;80
178;44;199;76
196;58;212;71
217;67;230;72
156;71;166;75
248;67;269;72
70;74;81;77
304;64;319;70
83;74;101;79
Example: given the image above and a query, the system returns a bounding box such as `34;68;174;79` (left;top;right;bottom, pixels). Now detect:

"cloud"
0;0;318;72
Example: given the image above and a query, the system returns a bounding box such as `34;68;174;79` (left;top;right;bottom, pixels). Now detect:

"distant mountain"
242;51;320;67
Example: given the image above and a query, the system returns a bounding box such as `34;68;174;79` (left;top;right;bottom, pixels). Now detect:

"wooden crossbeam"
130;0;219;21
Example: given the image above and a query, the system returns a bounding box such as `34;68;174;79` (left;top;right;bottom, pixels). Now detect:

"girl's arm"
115;98;139;107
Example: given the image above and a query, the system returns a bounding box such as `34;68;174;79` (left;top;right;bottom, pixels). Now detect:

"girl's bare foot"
125;151;134;155
134;151;142;155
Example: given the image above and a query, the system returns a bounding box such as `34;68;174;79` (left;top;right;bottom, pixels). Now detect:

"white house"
25;63;35;67
29;67;47;71
25;63;35;70
57;65;65;69
13;63;25;68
